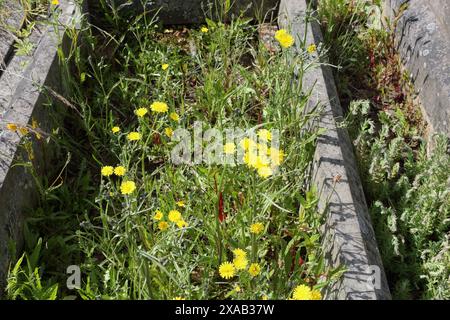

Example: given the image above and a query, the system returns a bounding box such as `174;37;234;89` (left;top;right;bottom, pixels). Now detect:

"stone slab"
278;0;391;299
384;0;450;140
0;0;80;296
0;0;24;68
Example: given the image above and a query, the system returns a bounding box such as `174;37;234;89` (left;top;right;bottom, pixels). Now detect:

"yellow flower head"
19;127;29;135
311;289;322;300
165;127;173;138
114;166;126;176
51;0;59;5
201;27;209;33
307;44;317;54
158;221;169;231
6;123;18;132
150;101;168;113
111;126;121;133
174;296;185;300
292;285;313;300
162;64;169;71
269;148;285;166
239;137;257;150
257;166;273;178
127;132;141;141
176;219;188;228
234;285;241;293
223;142;236;154
154;210;163;220
233;255;248;270
219;262;235;279
232;248;247;258
101;166;114;177
275;29;295;48
250;222;264;234
176;200;185;207
248;263;261;277
168;210;182;223
135;107;148;117
170;112;180;122
120;180;136;195
243;151;258;167
257;129;272;141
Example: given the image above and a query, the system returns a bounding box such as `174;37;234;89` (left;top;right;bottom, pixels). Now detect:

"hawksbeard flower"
111;126;120;133
257;129;272;141
158;221;169;231
162;64;169;71
101;166;114;177
311;290;322;300
120;180;136;195
165;127;173;138
257;166;273;178
219;262;236;279
176;219;188;228
135;107;148;117
239;137;257;151
150;101;168;113
292;285;313;300
274;29;295;48
250;222;264;234
154;210;163;220
169;112;180;122
232;248;247;258
114;166;126;176
223;142;236;154
233;255;248;270
51;0;59;5
6;123;18;132
176;201;185;207
127;132;141;141
307;43;317;54
168;210;182;222
201;27;208;33
248;263;261;277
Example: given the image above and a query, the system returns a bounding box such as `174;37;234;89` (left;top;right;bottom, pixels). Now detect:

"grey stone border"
278;0;391;299
0;0;80;295
383;0;450;142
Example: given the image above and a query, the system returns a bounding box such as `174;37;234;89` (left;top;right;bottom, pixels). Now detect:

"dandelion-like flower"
239;138;257;150
101;166;114;177
127;132;141;141
158;221;169;231
274;29;295;48
201;27;209;33
233;255;248;270
224;143;236;154
269;148;285;166
51;0;59;5
114;166;126;176
232;248;247;258
176;201;185;207
162;64;169;71
150;101;168;113
292;285;313;300
111;126;120;133
6;123;18;132
154;210;163;220
173;296;185;300
165;127;173;138
257;166;273;178
135;107;148;117
168;210;182;222
170;112;180;122
257;129;272;141
248;263;261;277
219;262;236;279
307;44;317;54
176;219;188;228
311;290;322;300
250;222;264;234
120;180;136;195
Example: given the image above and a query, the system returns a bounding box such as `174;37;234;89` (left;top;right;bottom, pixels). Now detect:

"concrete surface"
384;0;450;141
278;0;391;299
0;0;80;296
0;1;24;70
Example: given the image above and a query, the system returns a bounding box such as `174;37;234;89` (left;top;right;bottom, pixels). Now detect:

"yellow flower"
174;296;185;300
262;295;269;300
165;127;173;138
158;221;169;231
269;148;285;166
234;285;241;293
307;44;317;54
127;132;141;141
176;219;188;228
275;29;295;48
176;201;185;207
51;0;59;5
257;166;273;178
292;285;313;300
150;101;168;113
201;27;209;33
19;127;29;135
254;155;270;170
114;166;126;176
232;248;247;258
223;142;236;154
135;107;148;117
120;180;136;195
219;262;235;279
168;210;182;223
162;64;169;71
6;123;18;132
248;263;261;277
257;129;272;141
154;210;164;220
111;126;120;133
239;137;256;150
311;290;322;300
170;112;180;122
233;255;248;270
101;166;114;177
250;222;264;234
